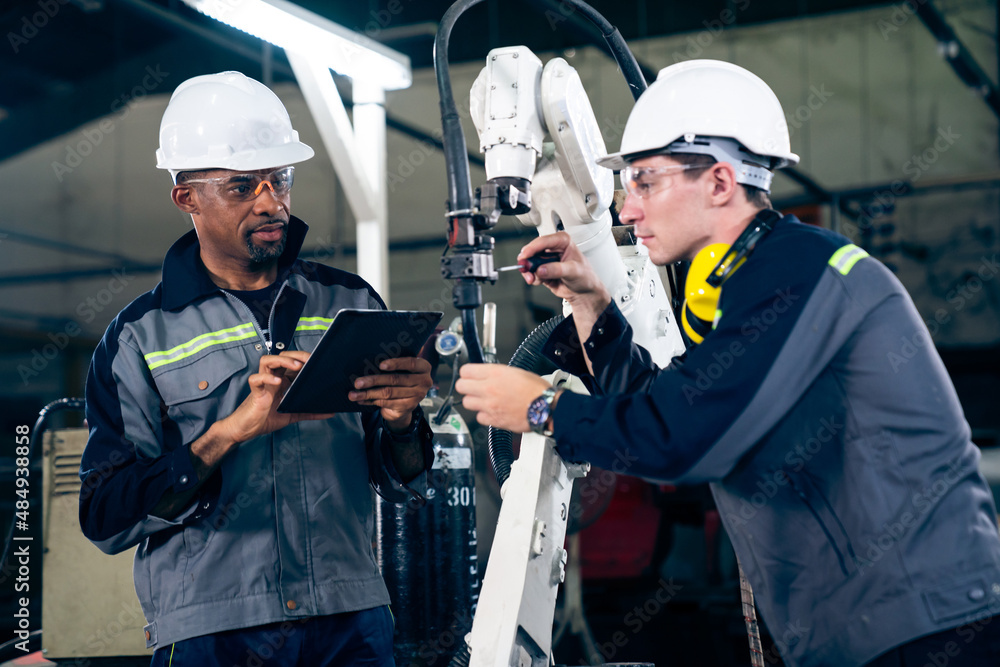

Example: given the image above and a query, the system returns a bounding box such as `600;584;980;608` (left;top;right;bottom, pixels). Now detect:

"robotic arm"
434;0;648;367
459;47;685;667
469;46;685;365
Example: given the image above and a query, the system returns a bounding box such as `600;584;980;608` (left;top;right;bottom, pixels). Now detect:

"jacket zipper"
221;280;289;352
267;282;289;350
222;281;299;603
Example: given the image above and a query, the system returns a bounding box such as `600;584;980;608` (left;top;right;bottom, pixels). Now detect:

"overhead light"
182;0;412;90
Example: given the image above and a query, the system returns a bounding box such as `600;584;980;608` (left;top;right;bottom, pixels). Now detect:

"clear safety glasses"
182;166;295;202
620;163;709;200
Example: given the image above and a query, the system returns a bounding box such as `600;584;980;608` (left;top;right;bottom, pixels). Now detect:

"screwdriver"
497;251;562;273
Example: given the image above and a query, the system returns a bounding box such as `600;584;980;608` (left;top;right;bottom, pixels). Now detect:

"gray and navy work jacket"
545;215;1000;666
79;217;432;649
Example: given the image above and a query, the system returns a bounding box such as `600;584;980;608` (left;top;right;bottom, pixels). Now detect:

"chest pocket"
151;346;250;439
292;328;324;354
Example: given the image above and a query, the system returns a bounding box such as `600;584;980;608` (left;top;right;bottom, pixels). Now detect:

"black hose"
603;27;648;101
462;307;485;365
487;316;564;487
31;397;86;450
543;0;648;100
435;1;489;363
433;0;483;217
0;398;86;614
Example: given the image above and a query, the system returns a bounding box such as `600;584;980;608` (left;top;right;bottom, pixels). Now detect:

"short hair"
668;153;772;210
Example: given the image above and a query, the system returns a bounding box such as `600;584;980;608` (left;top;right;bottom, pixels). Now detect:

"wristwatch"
527;386;558;437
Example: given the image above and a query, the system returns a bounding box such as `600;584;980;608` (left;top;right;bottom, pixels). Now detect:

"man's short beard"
246;228;287;269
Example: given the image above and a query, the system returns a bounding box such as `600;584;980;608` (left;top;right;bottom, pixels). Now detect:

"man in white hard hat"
79;72;433;666
458;60;1000;666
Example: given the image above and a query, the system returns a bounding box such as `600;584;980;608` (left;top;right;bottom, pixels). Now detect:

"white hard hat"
156;71;314;181
597;60;799;192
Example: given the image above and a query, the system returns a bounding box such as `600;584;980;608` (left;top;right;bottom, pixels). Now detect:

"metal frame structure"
287;54;393;300
182;0;412;303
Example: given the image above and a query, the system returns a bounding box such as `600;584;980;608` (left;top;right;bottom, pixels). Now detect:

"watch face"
527;396;550;428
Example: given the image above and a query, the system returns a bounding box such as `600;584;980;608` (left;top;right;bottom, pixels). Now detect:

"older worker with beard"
80;72;432;667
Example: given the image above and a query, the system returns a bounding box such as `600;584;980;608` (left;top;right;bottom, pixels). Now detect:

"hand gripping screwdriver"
496;251;561;273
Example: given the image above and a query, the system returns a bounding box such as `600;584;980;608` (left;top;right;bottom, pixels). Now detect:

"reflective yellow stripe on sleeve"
828;244;870;276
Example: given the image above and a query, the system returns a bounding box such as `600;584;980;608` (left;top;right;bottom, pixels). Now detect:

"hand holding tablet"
277;309;443;414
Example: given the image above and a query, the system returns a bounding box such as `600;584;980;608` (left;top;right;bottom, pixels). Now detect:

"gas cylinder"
377;394;480;667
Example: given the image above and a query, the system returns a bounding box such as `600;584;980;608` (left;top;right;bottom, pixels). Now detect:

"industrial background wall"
0;0;998;665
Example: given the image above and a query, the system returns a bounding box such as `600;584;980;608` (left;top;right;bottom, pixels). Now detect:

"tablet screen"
277;309;443;414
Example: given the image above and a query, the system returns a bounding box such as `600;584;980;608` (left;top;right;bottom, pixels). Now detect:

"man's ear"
708;162;739;206
171;185;200;214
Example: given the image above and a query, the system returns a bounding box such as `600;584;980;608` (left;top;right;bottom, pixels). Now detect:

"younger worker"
457;60;1000;666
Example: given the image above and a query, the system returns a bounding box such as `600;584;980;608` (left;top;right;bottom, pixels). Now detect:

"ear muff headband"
681;209;781;346
706;209;782;288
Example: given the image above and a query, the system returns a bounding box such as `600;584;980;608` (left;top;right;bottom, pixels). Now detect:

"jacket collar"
161;215;309;311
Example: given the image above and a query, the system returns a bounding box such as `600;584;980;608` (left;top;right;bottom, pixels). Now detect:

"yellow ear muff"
681;211;778;345
681;243;730;346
